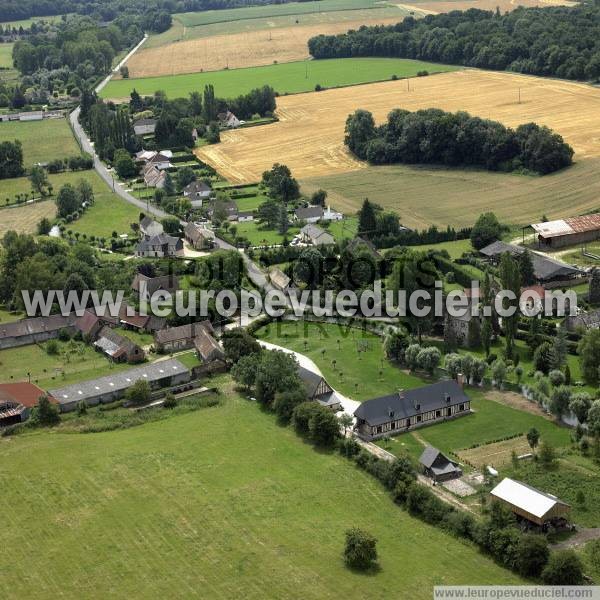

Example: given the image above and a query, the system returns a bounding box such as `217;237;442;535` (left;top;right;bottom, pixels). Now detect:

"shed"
490;478;570;526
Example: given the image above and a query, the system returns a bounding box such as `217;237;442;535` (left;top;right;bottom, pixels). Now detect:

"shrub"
542;550;584;585
163;392;177;409
343;528;378;571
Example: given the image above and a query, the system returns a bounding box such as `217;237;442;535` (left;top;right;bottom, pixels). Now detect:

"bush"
343;528;378;571
542;550;584;585
515;535;549;577
46;339;59;355
163;392;177;409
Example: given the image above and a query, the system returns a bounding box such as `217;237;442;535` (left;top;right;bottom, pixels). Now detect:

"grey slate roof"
419;446;460;476
184;180;211;195
49;359;189;405
297;366;324;398
479;241;581;282
354;380;469;427
295;206;324;220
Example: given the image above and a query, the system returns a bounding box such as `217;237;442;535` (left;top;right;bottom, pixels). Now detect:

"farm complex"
2;0;600;596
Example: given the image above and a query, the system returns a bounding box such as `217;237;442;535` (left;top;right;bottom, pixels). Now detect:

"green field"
232;221;301;246
0;15;64;28
0;43;13;69
0;378;522;597
255;320;428;400
406;239;473;260
0;117;80;167
0;339;132;389
102;58;458;100
176;0;391;27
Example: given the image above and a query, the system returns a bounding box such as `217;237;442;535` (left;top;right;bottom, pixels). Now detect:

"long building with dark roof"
354;380;471;440
48;358;190;412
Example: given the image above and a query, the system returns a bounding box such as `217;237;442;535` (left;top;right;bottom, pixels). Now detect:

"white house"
323;206;343;221
133;118;157;136
237;211;254;222
184;181;212;208
217;110;241;129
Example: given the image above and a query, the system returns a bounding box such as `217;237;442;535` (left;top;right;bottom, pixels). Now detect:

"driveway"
257;340;359;417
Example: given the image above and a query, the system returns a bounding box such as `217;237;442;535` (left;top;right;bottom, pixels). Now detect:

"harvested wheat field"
124;18;403;78
399;0;576;14
0;202;56;237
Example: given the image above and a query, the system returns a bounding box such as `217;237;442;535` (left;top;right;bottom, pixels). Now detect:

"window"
417;416;422;423
377;426;382;434
391;422;396;430
459;404;465;411
435;410;441;418
406;418;411;427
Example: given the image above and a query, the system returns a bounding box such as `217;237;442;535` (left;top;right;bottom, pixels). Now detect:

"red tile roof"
0;382;52;408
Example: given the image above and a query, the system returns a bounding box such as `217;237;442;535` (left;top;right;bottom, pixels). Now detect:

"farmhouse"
143;164;168;189
269;267;291;292
48;358;191;412
419;446;462;483
0;314;77;350
133;118;157;136
194;327;226;365
218;110;241;128
479;241;581;286
295;206;324;223
354;380;471;441
237;211;254;222
136;234;184;258
184;223;216;250
74;309;111;339
140;216;164;238
490;478;571;528
297;366;342;411
118;303;166;333
0;382;50;427
154;320;215;353
183;180;212;207
299;224;335;246
94;327;145;364
530;213;600;249
131;273;179;302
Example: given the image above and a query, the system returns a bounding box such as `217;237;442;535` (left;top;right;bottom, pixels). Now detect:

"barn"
490;478;571;528
530;213;600;249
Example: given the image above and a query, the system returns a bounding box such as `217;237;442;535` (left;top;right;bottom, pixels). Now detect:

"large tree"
578;328;600;385
470;212;502;250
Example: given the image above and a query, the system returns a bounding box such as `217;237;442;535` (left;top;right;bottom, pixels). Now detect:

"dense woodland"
308;1;600;81
345;108;574;175
0;0;303;23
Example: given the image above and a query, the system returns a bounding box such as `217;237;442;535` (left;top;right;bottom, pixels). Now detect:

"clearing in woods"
124;19;406;78
197;69;600;228
399;0;576;12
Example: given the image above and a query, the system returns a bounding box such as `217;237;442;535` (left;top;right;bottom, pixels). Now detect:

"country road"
68;34;272;293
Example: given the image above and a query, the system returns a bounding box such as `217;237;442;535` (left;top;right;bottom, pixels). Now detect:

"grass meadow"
0;117;80;167
255;320;428;400
0;43;13;69
102;57;457;99
0;377;523;597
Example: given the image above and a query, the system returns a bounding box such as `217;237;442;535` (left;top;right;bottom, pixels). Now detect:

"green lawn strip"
114;327;154;347
102;57;458;99
176;0;389;27
0;43;14;69
0;381;522;596
0;340;131;389
173;350;203;369
325;216;358;241
405;239;473;260
0;307;24;324
255;320;428;401
0;117;80;167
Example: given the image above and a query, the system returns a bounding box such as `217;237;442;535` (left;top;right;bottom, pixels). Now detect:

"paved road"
70;34;274;293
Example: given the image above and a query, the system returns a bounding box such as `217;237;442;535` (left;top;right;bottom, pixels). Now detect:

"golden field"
197;69;600;228
124;18;403;78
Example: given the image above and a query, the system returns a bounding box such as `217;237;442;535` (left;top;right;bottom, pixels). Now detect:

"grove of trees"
345;108;573;175
308;4;600;81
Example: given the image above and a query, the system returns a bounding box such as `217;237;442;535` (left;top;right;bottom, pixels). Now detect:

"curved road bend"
69;34;272;292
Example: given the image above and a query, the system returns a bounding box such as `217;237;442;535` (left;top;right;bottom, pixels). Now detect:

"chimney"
445;393;451;404
457;372;465;388
388;407;395;418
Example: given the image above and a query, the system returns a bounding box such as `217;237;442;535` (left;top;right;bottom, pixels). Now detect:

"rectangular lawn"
102;58;458;100
0;117;80;167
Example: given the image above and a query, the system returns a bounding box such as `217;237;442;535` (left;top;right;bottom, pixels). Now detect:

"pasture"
403;0;576;12
0;43;13;69
0;117;80;166
0;201;56;236
126;18;404;78
0;378;522;598
102;57;457;100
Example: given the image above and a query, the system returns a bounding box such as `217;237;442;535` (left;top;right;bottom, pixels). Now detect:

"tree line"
308;3;600;81
345;108;573;175
0;0;301;26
